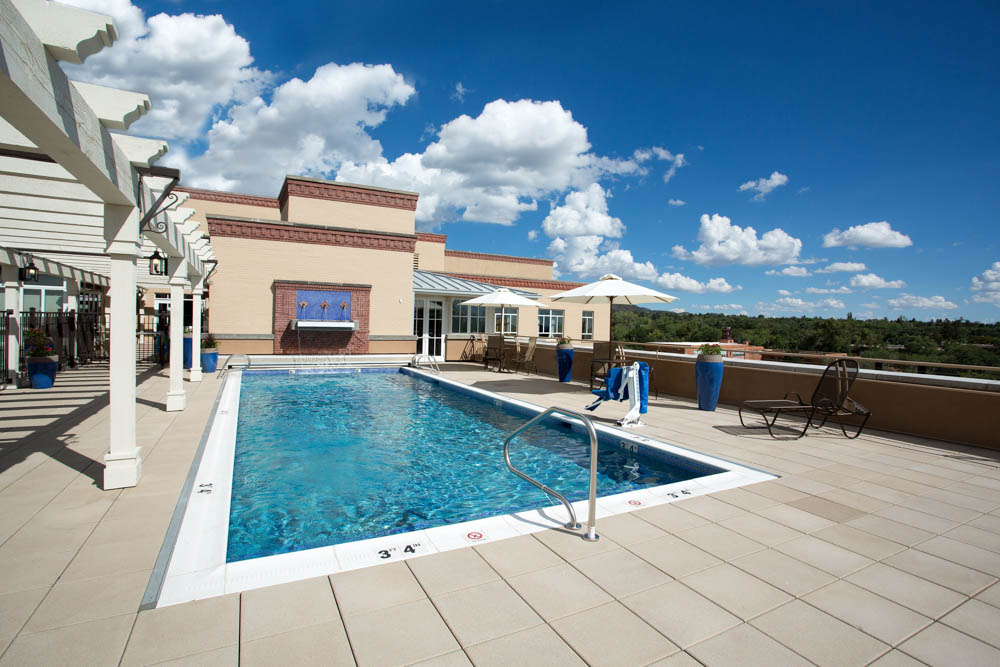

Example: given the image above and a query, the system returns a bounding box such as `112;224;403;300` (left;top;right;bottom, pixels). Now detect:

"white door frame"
413;296;445;361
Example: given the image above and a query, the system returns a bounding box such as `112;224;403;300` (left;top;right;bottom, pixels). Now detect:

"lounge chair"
590;341;628;391
483;334;504;371
738;358;871;439
509;337;537;374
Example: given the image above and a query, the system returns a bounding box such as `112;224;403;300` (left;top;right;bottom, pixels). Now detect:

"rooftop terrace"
0;361;998;666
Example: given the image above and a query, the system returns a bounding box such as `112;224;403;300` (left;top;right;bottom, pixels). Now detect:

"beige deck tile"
331;560;426;617
406;547;499;596
774;474;835;496
847;563;966;619
898;622;1000;665
621;581;740;649
673;495;747;522
0;588;47;654
717;513;802;546
890;468;959;489
550;601;677;667
410;650;472;666
883;548;997;596
803;580;932;646
121;594;240;666
151;644;237;666
632;503;710;533
916;535;1000;576
822;463;885;481
848;481;916;505
709;487;779;511
868;474;930;497
686;622;812;667
940;598;1000;649
925;487;998;513
681;564;792;621
240;576;339;643
966;476;1000;492
875;505;961;534
868;649;929;666
532;526;621;562
944;524;1000;552
675;523;766;561
472;535;562;579
343;598;459;666
730;549;835;596
787;495;866;523
0;547;76;595
627;533;721;579
0;612;134;667
847;514;936;546
572;548;671;598
59;534;161;581
799;467;865;488
646;650;702;666
812;523;907;560
948;481;1000;503
431;579;541;647
744;481;809;504
464;624;583;666
755;503;836;533
506;563;612;621
773;534;873;577
818;487;892;513
23;569;149;633
967;513;1000;535
978;582;1000;607
752;599;890;665
1;521;95;555
590;512;666;546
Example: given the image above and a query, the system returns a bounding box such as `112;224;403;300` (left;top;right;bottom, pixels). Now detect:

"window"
537;308;565;338
451;300;487;333
581;310;594;340
19;274;65;313
494;309;518;335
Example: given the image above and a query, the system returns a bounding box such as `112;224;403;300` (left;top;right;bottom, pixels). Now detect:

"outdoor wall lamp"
18;255;38;282
149;249;167;276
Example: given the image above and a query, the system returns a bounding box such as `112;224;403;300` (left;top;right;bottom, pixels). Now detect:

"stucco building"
178;175;607;359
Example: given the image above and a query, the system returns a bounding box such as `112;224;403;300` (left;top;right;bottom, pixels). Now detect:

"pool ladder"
411;354;441;374
503;407;600;541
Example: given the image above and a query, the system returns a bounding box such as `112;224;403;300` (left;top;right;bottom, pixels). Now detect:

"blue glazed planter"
183;336;193;369
695;354;724;411
201;350;219;373
556;345;574;382
27;357;58;389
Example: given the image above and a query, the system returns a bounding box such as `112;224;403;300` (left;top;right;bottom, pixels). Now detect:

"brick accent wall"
444;249;553;266
176;186;280;208
273;281;371;355
207;216;417;253
279;177;418;212
416;232;447;243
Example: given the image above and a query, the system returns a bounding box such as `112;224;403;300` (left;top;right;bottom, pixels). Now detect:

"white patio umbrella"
460;288;540;335
549;274;678;342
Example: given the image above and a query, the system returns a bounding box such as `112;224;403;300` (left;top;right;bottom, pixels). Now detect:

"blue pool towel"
585;366;623;411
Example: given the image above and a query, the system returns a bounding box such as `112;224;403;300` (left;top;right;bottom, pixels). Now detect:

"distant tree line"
611;307;1000;374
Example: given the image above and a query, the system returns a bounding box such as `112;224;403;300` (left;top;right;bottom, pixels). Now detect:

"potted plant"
24;328;58;389
183;326;193;369
556;335;574;382
200;334;219;373
695;343;724;411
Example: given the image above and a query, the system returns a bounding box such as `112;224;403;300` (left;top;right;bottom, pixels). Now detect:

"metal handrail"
412;354;440;374
503;407;600;541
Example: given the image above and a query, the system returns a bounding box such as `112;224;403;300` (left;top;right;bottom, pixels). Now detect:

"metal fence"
1;312;8;384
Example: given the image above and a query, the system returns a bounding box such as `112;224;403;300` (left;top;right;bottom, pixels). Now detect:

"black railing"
1;312;9;384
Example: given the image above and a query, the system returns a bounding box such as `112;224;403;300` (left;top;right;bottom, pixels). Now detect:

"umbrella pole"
608;296;614;343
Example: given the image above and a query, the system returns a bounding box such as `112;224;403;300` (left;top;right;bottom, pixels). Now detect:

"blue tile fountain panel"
296;289;351;321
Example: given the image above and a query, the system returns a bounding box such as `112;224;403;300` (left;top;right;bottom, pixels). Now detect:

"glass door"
413;298;444;360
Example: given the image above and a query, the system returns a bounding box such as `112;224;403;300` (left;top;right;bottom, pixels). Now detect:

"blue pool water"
227;370;722;562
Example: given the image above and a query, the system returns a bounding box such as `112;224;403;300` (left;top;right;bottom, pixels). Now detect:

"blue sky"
66;1;1000;321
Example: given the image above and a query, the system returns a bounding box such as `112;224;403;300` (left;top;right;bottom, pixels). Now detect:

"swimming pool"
228;371;723;562
150;366;774;607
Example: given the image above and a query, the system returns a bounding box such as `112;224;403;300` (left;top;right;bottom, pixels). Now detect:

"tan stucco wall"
369;339;417;354
443;255;553;280
208;236;413;338
218;339;274;355
414;240;446;271
285;196;416;236
183;198;282;233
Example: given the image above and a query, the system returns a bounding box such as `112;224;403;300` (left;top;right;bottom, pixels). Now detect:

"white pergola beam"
10;0;116;65
71;81;149;131
0;244;108;287
111;134;167;168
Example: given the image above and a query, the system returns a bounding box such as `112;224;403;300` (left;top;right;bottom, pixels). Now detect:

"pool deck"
0;362;998;666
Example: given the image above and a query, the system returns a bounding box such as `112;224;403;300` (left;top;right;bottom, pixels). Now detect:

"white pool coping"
155;367;776;607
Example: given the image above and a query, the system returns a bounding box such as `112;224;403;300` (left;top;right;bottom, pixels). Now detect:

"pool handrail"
503;406;600;541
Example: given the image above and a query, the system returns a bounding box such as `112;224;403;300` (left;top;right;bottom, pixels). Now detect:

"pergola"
0;0;216;489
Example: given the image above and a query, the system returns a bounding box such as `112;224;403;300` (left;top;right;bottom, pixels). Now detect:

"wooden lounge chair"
739;358;871;439
510;337;538;374
590;341;628;391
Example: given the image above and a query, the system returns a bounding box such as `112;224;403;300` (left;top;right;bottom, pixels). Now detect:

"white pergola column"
166;256;187;411
65;278;80;311
189;276;203;382
103;205;141;489
2;263;20;384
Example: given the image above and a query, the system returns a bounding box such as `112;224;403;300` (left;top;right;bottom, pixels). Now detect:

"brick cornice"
207;216;417;253
176;186;280;208
441;272;584;291
444;249;553;266
416;232;447;244
279;176;419;212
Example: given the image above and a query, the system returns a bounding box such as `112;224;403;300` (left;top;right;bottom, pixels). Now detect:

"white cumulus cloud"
766;266;810;277
850;273;906;289
806;286;852;294
823;221;913;248
769;297;845;311
655;273;741;294
738;171;789;201
527;230;538;241
888;295;958;310
541;184;625;239
652;147;687;183
816;261;867;273
668;199;686;207
451;81;469;102
673;214;802;267
971;261;1000;306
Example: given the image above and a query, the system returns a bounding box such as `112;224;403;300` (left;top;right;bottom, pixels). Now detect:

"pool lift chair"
585;361;648;429
738;358;872;439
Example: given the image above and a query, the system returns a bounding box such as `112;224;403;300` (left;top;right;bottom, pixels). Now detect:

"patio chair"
509;337;538;374
590;341;628;391
738;358;872;439
483;334;504;371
